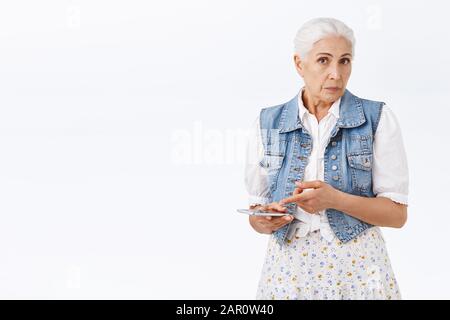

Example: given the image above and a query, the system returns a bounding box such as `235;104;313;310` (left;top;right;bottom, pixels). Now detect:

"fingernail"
284;216;291;221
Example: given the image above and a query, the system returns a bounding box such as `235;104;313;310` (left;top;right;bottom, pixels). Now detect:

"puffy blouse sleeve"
372;105;409;205
244;116;271;207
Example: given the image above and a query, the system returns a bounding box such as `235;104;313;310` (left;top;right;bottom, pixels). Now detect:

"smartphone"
237;208;291;217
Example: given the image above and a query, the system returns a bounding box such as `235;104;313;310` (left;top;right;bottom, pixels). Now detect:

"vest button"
331;154;337;160
332;175;339;181
331;141;337;147
332;165;337;170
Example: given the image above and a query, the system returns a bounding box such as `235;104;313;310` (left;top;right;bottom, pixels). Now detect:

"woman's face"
294;36;353;104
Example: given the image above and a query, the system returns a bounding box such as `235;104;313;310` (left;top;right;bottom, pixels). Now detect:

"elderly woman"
245;17;409;300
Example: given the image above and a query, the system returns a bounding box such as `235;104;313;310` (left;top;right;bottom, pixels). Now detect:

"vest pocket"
347;152;373;193
259;152;284;171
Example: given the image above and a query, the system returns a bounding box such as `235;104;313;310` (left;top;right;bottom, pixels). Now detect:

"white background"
0;0;449;299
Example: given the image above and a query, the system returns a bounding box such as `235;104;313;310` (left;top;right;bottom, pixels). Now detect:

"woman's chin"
321;90;344;102
321;93;339;102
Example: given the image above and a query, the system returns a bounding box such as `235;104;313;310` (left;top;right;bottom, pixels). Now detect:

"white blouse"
245;89;409;241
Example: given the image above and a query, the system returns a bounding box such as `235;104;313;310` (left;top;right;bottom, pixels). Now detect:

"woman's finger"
279;194;303;205
269;202;287;212
301;199;318;214
271;215;293;230
280;190;314;205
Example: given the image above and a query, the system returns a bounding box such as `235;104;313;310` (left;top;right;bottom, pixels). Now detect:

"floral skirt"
256;227;401;300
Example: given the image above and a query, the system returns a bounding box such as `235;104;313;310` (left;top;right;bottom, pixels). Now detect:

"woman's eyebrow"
316;52;333;57
316;52;352;57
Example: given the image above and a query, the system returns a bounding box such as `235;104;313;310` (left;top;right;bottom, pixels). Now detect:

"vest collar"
278;89;366;133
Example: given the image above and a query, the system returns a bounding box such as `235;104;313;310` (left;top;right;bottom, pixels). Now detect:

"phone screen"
237;209;291;217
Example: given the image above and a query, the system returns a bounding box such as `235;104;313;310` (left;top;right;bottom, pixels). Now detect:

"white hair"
293;17;355;60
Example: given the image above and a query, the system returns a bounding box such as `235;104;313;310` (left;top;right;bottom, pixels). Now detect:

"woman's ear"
294;54;304;78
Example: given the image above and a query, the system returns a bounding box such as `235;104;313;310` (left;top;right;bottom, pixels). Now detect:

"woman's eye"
340;58;351;65
318;57;328;64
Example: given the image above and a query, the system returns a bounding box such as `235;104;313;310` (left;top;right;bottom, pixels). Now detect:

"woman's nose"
328;65;341;79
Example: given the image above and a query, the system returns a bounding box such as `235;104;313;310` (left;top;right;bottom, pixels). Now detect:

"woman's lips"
324;87;340;92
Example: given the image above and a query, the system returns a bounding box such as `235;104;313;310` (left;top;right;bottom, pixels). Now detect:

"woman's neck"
301;88;333;116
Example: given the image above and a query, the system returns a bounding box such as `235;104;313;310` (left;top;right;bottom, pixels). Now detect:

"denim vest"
259;89;384;246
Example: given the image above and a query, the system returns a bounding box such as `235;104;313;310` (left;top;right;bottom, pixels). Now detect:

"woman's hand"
248;202;294;234
279;180;341;214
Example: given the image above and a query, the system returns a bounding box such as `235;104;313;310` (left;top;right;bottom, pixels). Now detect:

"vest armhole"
372;102;385;136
